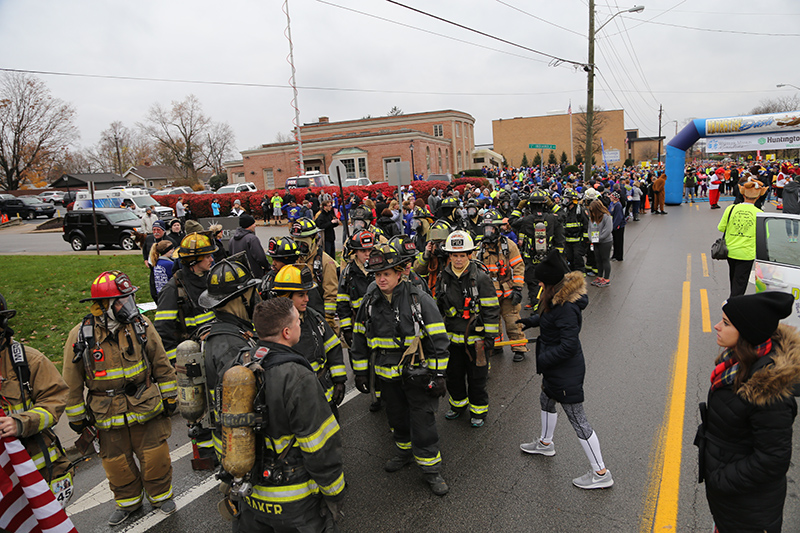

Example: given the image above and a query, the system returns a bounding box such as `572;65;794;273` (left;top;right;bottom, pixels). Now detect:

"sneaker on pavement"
384;454;413;473
572;470;614;489
512;352;526;362
108;507;135;526
520;440;555;456
425;473;449;496
445;409;462;420
470;418;485;428
159;499;176;515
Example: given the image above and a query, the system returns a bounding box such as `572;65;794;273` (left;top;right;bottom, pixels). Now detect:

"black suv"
62;209;141;251
0;196;56;219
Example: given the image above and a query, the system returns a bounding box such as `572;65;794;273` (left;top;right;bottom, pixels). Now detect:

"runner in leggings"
516;249;613;489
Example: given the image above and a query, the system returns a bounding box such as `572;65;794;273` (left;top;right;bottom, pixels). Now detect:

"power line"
384;0;587;68
614;17;800;37
494;0;584;37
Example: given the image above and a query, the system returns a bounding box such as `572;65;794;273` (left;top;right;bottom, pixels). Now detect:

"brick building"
225;110;476;189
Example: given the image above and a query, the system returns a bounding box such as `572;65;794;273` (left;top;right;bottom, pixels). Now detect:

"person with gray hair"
139;206;159;234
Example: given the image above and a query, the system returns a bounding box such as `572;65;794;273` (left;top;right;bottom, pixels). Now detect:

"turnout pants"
564;240;585;272
381;378;442;473
499;297;526;352
446;343;489;419
235;495;337;533
99;416;173;510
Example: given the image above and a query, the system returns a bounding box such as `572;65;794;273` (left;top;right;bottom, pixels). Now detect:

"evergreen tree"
548;151;557;165
520;153;529;167
560;151;568;164
533;153;542;166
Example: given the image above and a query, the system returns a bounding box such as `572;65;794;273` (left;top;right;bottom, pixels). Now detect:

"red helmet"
80;271;139;302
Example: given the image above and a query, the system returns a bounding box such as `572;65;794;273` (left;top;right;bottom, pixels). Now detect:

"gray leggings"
540;391;594;440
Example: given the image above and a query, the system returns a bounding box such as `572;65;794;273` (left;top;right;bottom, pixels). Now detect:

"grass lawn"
0;255;152;370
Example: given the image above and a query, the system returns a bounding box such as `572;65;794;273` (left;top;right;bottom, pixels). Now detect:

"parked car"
285;172;333;190
153;186;194;196
0;196;56;219
37;191;66;204
426;173;453;182
342;177;372;187
62;209;141;251
216;182;258;194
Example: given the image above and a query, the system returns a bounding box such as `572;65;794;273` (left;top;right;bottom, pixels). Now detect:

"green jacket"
719;203;761;261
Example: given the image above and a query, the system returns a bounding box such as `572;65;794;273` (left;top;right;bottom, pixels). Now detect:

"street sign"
529;144;556;150
328;160;348;182
386;161;411;187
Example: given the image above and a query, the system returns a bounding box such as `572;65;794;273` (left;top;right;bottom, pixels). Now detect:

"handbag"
711;207;734;260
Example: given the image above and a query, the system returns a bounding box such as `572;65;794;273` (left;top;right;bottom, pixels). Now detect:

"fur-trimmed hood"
738;323;800;406
551;271;588;308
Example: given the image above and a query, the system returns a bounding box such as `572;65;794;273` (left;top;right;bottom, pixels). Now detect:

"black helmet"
290;217;320;239
198;258;260;308
350;206;373;221
364;243;406;273
528;190;548;204
440;196;459;210
429;219;453;242
267;236;300;259
0;293;15;321
388;235;418;264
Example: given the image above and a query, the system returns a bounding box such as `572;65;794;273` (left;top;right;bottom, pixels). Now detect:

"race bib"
590;230;600;244
50;472;74;509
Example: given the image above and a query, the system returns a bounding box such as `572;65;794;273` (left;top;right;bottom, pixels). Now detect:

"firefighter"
197;257;260;462
478;210;528;361
436;196;463;229
436;231;499;428
155;232;219;364
230;297;345;531
289;217;339;333
411;206;435;252
413;219;452;299
261;236;300;299
337;229;376;347
351;243;451;496
561;189;590;273
496;191;515;219
388;234;429;294
63;271;177;525
463;198;482;236
511;190;565;310
350;205;388;242
268;264;347;419
0;292;74;508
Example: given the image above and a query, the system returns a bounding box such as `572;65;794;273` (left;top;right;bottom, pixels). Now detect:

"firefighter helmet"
428;219;453;242
271;264;317;293
412;206;435;220
528;190;548;204
290;217;320;238
442;230;476;253
482;210;504;226
80;271;139;302
440;196;460;209
350;206;373;221
388;235;418;263
178;232;218;260
267;236;300;259
564;189;579;204
198;259;260;308
364;243;405;273
0;292;15;320
348;230;376;251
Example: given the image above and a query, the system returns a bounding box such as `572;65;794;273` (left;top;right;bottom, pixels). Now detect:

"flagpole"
569;100;574;165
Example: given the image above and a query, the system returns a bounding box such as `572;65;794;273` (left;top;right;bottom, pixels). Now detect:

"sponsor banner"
704;110;800;137
603;149;621;163
706;133;800;153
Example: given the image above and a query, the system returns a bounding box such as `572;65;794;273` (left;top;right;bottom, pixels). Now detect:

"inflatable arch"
665;110;800;204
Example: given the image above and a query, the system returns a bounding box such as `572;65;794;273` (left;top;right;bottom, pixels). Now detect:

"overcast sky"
1;0;797;158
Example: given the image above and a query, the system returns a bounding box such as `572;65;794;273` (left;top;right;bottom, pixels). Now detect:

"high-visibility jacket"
478;237;525;298
155;267;215;363
562;204;589;243
296;307;346;403
435;262;500;345
336;261;373;330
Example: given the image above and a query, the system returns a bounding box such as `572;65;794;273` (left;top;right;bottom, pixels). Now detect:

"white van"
74;188;174;219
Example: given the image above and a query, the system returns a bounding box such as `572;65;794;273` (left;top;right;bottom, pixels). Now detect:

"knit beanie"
722;292;794;345
534;249;568;286
239;214;256;228
184;219;204;234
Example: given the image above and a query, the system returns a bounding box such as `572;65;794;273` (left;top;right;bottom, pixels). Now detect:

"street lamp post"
777;83;800;91
410;141;416;180
584;3;644;180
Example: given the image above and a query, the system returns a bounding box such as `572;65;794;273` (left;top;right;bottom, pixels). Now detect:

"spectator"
376;208;400;237
208;223;228;264
271;193;284;225
783;171;800;241
261;195;271;225
228;214;270;278
139;206;159;234
609;192;625;262
230;199;246;216
500;218;517;244
168;218;185;244
149;240;176;300
652;173;667;214
718;176;765;298
211;198;221;216
175;197;186;222
299;200;313;220
630;180;642;221
588;199;613;287
286;200;302;222
389;199;403;234
315;200;340;259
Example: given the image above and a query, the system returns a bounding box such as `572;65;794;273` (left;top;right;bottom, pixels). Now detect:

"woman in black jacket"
517;249;613;490
696;292;800;533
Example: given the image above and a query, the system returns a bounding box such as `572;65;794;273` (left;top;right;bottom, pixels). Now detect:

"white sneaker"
572;470;614;489
520;440;555;456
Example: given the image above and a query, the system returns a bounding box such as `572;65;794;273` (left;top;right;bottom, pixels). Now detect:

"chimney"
319;116;329;124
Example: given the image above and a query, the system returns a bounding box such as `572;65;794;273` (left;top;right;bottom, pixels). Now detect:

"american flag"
568;102;572;115
0;409;77;533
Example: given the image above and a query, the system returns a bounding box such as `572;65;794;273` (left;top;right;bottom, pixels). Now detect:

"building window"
456;122;461;137
474;157;485;164
433;124;443;137
263;168;274;189
457;151;462;172
445;149;449;172
438;148;442;172
148;180;154;187
340;157;367;180
426;147;431;172
383;157;400;180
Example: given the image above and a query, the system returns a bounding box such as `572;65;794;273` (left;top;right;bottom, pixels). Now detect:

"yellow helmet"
271;264;317;293
178;232;218;260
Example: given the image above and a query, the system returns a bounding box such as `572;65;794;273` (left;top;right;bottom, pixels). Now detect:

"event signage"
704;111;800;137
706;133;800;153
603;149;621;162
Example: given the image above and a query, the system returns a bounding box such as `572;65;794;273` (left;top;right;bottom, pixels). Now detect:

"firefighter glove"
427;374;447;398
516;316;539;330
163;397;177;416
483;336;495;353
342;328;353;347
510;287;523;306
324;499;344;522
69;419;91;434
355;375;370;394
332;383;345;405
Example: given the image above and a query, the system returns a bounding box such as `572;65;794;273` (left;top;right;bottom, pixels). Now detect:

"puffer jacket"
524;272;588;404
696;324;800;533
228;227;270;279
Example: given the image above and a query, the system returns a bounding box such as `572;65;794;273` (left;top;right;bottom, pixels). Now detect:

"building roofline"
241;129;452;156
493;108;624;122
302;109;475;130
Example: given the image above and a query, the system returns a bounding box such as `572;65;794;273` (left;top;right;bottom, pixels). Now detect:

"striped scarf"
710;338;772;391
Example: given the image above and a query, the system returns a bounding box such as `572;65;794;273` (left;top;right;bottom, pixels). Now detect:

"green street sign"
529;143;556;150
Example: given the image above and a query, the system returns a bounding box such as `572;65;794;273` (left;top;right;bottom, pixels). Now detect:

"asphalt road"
14;202;800;532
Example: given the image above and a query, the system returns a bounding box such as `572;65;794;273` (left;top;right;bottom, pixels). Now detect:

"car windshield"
105;211;139;223
20;197;42;205
296;178;309;187
132;196;160;208
217;185;237;193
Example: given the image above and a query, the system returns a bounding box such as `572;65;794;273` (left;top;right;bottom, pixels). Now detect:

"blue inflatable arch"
665;110;800;204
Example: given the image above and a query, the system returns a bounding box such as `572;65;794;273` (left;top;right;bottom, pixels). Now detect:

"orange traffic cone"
644;195;650;211
1;214;8;224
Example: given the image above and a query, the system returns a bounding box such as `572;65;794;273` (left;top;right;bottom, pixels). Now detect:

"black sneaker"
108;508;134;526
369;400;382;412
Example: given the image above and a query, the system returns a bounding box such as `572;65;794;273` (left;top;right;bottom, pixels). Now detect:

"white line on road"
119;475;219;533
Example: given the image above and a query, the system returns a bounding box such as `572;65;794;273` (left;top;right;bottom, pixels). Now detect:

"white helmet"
442;230;476;253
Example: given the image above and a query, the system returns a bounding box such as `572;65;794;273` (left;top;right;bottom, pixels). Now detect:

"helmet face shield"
483;225;498;240
467;207;478;217
353;219;367;231
111;295;139;323
296;240;310;256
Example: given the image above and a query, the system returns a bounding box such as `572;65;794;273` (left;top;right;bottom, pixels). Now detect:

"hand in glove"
355;375;370;394
427;375;447;398
516;316;539;330
69;419;91;434
483;336;495;353
163;397;177;416
332;383;346;405
509;287;523;306
324;499;344;522
342;328;353;347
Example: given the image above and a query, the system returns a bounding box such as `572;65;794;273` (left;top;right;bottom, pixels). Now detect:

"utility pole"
584;0;595;181
657;104;663;165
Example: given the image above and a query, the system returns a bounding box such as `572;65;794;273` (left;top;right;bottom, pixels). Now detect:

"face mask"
353;220;366;230
109;295;140;324
484;226;497;240
411;219;421;231
468;207;478;217
297;241;310;255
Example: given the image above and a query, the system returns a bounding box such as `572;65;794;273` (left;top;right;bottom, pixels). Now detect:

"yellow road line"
686;254;691;280
700;289;711;332
701;253;709;277
696;204;699;211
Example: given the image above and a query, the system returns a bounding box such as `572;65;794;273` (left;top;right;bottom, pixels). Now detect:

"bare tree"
86;121;154;174
139;94;235;182
275;131;294;143
0;72;78;190
573;105;607;160
387;106;404;116
749;95;800;115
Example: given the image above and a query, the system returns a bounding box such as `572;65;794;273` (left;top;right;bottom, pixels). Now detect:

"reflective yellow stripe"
449;397;468;408
319;472;345;497
93;360;146;381
425;323;446;336
185;311;215;327
30;445;60;470
351;359;368;372
324;302;336;313
116;492;144;508
66;403;86;417
251;480;319;503
470;403;489;415
353;323;366;334
339;317;352;328
264;434;297;455
330;364;346;379
165;348;177;360
323;335;339;352
395;441;412;450
297;415;339;454
352;297;364;309
447;333;484;344
158;381;177;394
415;452;441;467
154;310;178;321
213;432;222;456
30;407;54;432
375;365;402;379
147;486;174;504
484;323;500;334
480;297;500;307
336;294;350;303
428;357;448;371
95;402;164;430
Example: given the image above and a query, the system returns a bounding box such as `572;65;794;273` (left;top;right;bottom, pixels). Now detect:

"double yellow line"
641;253;712;531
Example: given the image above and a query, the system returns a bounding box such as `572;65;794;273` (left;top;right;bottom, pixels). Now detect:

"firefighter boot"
384;451;413;473
425;473;450;496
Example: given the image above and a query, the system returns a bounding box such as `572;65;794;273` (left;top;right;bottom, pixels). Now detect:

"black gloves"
163;397;177;416
342;328;353;347
324;499;344;522
332;383;346;405
427;375;447;397
483;336;495;353
510;287;523;306
516;316;538;330
69;419;91;434
355;375;370;394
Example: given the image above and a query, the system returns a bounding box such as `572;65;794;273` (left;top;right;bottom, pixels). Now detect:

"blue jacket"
610;201;626;230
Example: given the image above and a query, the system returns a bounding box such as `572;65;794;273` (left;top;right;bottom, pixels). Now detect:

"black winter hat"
239;214;256;228
534;249;569;286
722;292;794;345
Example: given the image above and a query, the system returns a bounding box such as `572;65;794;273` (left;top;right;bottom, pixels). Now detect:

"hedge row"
155;177;489;218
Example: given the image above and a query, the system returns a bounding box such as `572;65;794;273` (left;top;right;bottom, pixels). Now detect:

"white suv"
216;182;258;194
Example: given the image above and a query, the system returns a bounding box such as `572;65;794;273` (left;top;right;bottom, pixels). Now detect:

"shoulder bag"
711;206;734;260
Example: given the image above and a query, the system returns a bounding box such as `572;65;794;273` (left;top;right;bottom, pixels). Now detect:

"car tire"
47;213;54;219
120;234;137;251
70;234;87;251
